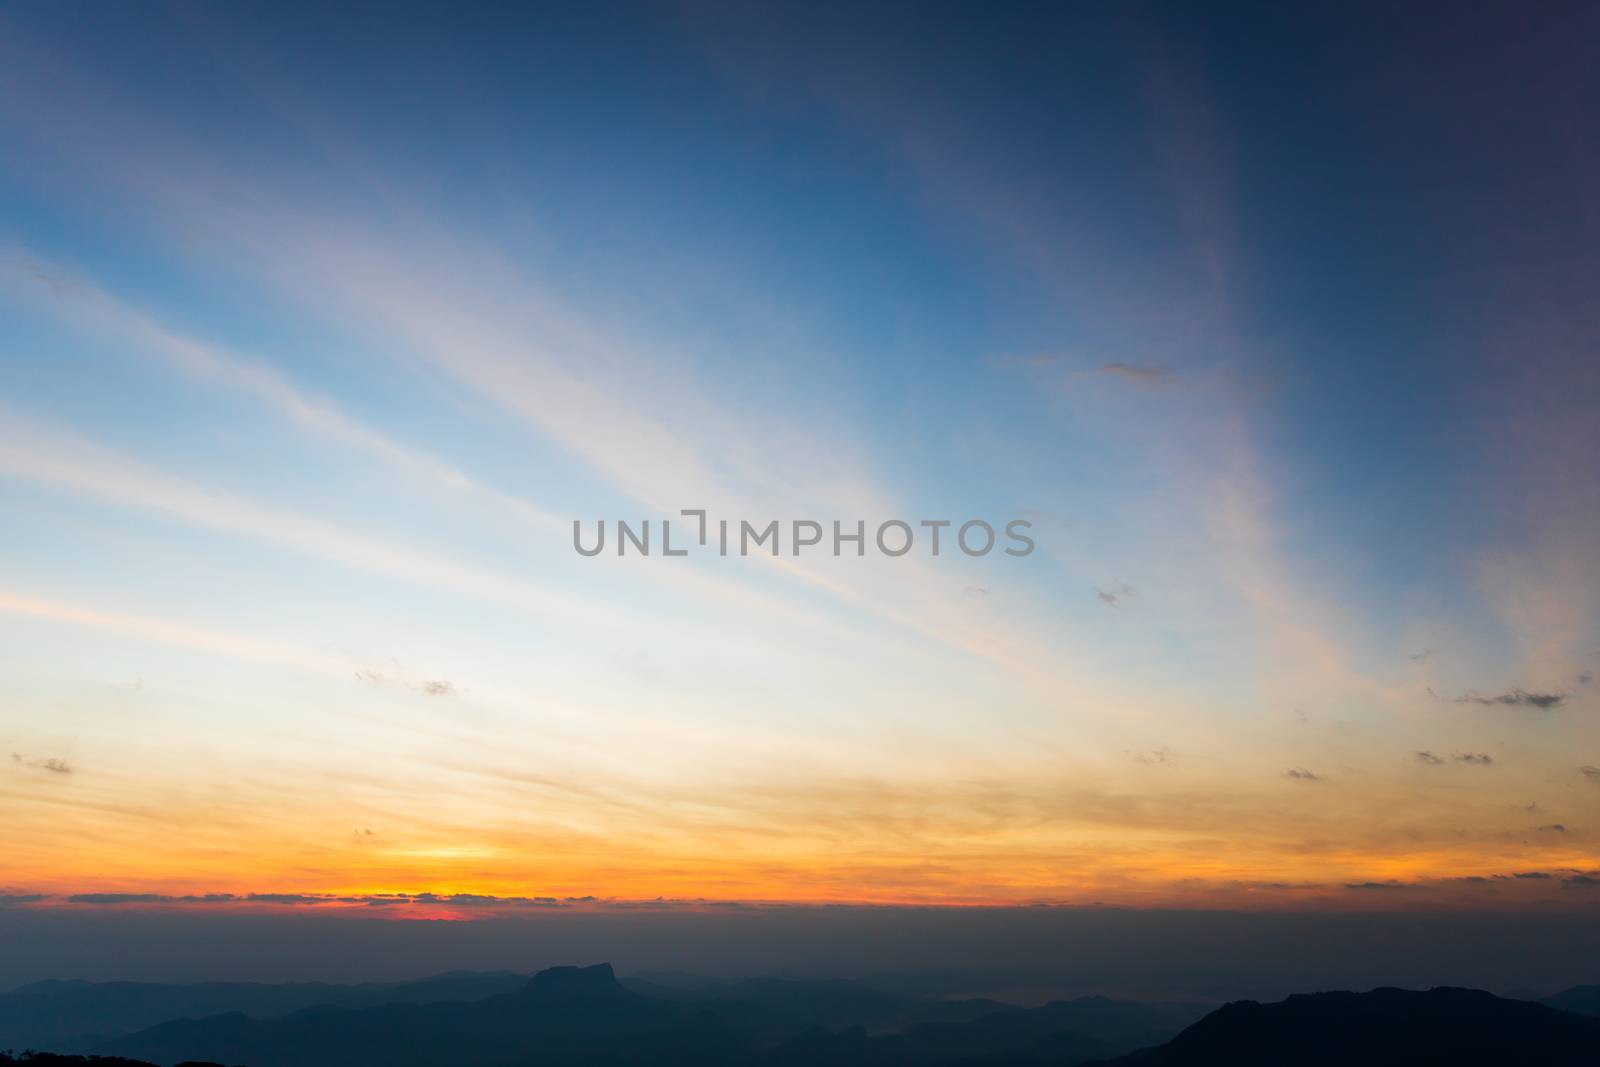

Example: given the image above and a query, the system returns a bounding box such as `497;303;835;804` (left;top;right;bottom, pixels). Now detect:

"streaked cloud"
1454;689;1567;709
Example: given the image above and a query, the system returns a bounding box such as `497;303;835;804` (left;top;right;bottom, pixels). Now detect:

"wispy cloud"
1097;362;1174;387
354;669;457;698
1454;689;1567;710
0;252;566;533
12;753;71;774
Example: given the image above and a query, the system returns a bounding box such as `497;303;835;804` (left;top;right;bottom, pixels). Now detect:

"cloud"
1513;871;1553;879
987;357;1173;388
4;254;567;536
987;353;1068;370
11;753;71;774
0;412;626;643
1414;751;1444;765
1453;753;1493;765
39;890;774;912
1581;765;1600;784
1345;881;1408;890
1409;649;1435;661
1097;362;1174;386
1096;584;1136;608
1455;689;1567;709
1537;824;1568;833
1284;768;1321;781
1564;875;1600;889
354;669;456;697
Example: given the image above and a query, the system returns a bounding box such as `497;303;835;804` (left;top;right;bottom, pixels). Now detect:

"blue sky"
1;2;1597;907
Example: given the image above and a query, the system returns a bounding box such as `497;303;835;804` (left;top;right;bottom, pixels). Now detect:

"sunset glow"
3;3;1597;924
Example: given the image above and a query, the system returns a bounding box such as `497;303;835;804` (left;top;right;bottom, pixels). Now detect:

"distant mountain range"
0;971;529;1051
1086;986;1600;1066
2;965;1597;1067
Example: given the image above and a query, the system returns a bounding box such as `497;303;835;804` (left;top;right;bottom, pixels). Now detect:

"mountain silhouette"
1088;986;1600;1066
0;972;1587;1067
96;963;747;1067
1542;983;1600;1017
0;1055;223;1067
763;994;1193;1065
0;972;527;1052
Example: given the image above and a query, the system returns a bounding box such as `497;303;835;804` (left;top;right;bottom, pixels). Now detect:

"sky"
1;0;1599;951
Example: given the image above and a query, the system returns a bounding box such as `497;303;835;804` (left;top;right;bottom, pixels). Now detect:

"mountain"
1089;986;1600;1066
30;974;1599;1067
1542;983;1600;1017
96;964;748;1067
89;965;1197;1067
0;1055;222;1067
0;972;527;1052
765;995;1194;1066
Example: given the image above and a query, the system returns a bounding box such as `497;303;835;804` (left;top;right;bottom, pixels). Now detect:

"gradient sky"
2;2;1598;920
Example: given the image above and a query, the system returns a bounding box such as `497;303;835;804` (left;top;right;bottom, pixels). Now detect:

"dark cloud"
1409;649;1434;662
1537;824;1568;833
43;890;651;912
11;753;72;774
0;894;46;906
1095;584;1135;608
1455;689;1567;710
1564;875;1600;889
1453;753;1493;765
1345;881;1408;891
245;893;325;905
424;893;563;908
1414;751;1444;765
421;679;455;697
66;893;242;905
1127;747;1173;765
1580;766;1600;784
1514;872;1553;880
1285;768;1321;781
